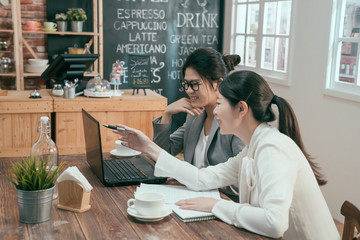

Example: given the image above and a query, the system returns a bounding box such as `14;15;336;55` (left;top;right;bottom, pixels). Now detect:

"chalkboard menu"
103;0;223;128
104;0;223;100
128;54;152;89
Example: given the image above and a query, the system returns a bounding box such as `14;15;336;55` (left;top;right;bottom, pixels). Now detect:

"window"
230;0;293;84
327;0;360;101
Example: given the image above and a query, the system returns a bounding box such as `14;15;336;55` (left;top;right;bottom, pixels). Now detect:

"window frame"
229;0;296;86
326;0;360;102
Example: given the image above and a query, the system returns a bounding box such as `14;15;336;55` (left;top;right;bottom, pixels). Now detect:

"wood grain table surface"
0;154;271;240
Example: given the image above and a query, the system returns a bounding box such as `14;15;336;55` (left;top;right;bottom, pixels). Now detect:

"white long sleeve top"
154;123;340;239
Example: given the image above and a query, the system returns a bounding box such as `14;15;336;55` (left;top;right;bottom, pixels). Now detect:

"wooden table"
53;89;167;155
0;154;270;240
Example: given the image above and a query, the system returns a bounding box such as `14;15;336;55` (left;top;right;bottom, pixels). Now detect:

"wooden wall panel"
0;112;51;157
0;90;167;157
0;114;12;148
56;110;165;155
0;91;53;157
54;90;167;155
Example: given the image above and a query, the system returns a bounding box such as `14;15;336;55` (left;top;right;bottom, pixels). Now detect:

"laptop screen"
82;109;104;183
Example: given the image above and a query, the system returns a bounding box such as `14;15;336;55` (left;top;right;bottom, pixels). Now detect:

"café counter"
0;90;52;157
0;90;167;157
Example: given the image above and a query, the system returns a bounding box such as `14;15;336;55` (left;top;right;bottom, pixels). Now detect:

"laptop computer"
82;109;167;187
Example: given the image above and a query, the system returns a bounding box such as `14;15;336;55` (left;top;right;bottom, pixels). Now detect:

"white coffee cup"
44;21;57;30
115;140;132;153
127;192;165;217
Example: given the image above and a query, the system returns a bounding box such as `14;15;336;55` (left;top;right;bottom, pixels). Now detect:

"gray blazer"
153;112;245;197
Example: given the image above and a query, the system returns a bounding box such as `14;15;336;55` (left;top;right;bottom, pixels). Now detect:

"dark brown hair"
182;48;240;85
223;54;241;72
219;70;327;185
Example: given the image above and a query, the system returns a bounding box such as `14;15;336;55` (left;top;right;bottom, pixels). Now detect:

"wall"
224;0;360;222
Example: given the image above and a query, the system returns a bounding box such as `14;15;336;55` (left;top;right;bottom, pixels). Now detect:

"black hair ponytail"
220;70;327;185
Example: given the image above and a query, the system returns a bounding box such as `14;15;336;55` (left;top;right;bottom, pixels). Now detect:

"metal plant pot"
57;21;68;32
71;21;83;32
17;186;54;223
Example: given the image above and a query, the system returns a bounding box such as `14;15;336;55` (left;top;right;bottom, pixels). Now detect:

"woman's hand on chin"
162;98;203;122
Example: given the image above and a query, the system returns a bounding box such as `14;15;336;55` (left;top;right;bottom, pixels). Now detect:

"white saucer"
127;207;172;222
42;28;57;32
110;149;141;157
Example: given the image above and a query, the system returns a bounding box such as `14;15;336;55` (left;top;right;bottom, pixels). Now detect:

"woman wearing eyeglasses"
152;47;245;200
114;70;339;239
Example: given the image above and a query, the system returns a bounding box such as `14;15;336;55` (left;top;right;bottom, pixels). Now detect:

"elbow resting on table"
266;226;286;239
262;212;288;239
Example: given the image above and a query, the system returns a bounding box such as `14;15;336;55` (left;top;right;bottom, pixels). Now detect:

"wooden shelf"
1;0;104;90
22;30;100;36
0;73;16;77
0;29;14;33
23;73;42;77
23;72;100;78
84;72;100;77
0;0;21;90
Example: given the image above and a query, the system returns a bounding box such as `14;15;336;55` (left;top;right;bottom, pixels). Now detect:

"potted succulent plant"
55;13;68;32
66;8;87;32
8;156;63;223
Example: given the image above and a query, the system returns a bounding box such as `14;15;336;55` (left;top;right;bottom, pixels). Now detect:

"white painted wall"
223;0;360;222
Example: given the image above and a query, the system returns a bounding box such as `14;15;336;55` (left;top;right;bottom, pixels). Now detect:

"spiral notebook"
172;206;216;222
135;183;221;222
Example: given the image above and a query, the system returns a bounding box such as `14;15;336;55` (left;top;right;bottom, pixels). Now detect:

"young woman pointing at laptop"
113;70;339;239
152;47;245;201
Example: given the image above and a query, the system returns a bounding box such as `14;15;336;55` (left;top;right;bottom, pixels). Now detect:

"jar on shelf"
52;84;64;96
2;40;8;51
0;40;8;51
0;57;10;73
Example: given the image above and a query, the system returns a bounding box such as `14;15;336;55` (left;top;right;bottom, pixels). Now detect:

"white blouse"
154;123;340;239
193;126;209;168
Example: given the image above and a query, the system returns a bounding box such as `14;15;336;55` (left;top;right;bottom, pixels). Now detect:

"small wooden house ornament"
57;180;91;212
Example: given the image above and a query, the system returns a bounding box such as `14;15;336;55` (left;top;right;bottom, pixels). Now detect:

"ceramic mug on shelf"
25;20;40;31
43;22;57;31
127;192;165;217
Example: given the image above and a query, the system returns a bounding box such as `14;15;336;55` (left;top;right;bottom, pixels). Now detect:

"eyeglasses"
181;80;203;92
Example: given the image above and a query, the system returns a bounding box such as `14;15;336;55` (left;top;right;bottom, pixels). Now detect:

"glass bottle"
31;116;59;199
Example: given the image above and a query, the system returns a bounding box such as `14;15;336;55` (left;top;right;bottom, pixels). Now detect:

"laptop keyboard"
104;159;147;180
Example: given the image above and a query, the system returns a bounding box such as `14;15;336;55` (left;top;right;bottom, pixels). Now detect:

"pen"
103;124;133;134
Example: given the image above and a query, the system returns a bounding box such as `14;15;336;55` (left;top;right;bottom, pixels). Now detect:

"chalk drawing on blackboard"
151;62;165;84
182;0;208;13
128;54;152;95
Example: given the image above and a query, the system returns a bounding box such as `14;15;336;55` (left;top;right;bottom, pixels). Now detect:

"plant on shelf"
55;13;67;21
67;8;87;21
8;156;63;223
55;13;68;32
66;8;87;32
